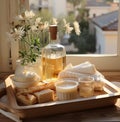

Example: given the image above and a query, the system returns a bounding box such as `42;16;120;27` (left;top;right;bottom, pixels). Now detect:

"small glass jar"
78;76;94;98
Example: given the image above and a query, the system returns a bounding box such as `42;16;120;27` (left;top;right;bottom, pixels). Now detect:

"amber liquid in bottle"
42;25;66;80
42;56;66;80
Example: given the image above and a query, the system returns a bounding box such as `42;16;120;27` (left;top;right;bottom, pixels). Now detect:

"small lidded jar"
55;80;78;101
78;76;94;98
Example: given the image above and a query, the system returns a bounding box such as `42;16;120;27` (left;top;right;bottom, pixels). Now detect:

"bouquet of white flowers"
7;10;80;65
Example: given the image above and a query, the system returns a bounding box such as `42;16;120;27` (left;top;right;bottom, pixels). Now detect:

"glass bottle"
41;25;66;81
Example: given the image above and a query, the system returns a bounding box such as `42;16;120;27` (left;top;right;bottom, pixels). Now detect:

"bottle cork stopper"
49;25;57;40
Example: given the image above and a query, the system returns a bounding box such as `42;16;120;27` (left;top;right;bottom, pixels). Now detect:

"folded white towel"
65;61;96;75
58;71;89;80
58;61;104;81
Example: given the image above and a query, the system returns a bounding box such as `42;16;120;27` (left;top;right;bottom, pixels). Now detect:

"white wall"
48;0;67;17
104;31;118;54
95;26;117;54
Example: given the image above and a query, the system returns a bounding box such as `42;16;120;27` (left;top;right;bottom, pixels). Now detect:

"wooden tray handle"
0;88;24;118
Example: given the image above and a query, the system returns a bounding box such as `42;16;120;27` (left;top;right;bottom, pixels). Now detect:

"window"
28;0;120;70
29;0;119;55
66;0;120;71
0;0;120;72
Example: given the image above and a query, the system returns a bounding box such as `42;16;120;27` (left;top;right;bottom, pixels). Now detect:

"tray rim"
5;74;120;110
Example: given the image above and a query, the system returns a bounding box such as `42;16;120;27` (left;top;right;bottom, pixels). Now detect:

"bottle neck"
49;25;59;44
49;32;59;44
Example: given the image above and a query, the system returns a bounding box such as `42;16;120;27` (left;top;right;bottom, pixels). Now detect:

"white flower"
14;10;35;22
35;18;49;30
73;21;81;35
52;18;58;25
65;23;73;34
44;21;49;30
37;21;49;31
31;25;38;31
35;17;41;26
24;10;35;19
13;27;25;41
38;23;44;30
15;15;24;21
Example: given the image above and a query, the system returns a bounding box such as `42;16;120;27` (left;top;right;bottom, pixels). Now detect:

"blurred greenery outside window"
29;0;96;54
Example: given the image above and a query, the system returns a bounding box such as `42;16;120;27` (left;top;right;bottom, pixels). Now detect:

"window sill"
66;54;120;71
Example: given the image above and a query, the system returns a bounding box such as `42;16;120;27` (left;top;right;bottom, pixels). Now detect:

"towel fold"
58;61;104;81
65;61;96;75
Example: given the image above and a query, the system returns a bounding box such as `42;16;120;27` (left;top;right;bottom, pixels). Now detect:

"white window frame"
67;54;120;71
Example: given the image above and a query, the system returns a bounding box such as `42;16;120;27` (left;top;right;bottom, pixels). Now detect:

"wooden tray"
5;75;120;119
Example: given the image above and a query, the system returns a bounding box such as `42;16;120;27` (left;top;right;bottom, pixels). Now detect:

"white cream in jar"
55;80;78;101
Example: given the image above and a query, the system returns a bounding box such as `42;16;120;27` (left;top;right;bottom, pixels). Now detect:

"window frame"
67;54;120;71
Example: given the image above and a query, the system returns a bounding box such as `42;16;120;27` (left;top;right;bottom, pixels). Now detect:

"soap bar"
34;89;54;103
16;94;37;105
